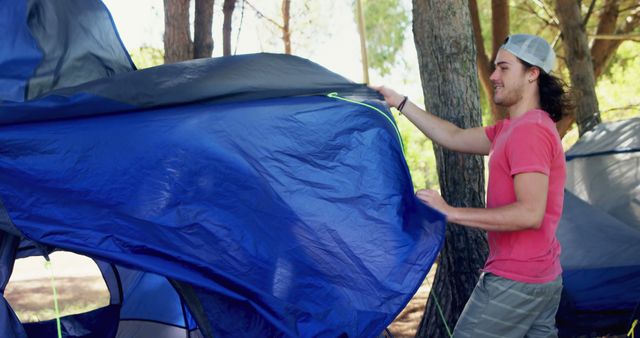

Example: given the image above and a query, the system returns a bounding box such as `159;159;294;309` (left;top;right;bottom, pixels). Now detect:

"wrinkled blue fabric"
0;94;445;336
0;0;42;103
1;1;444;335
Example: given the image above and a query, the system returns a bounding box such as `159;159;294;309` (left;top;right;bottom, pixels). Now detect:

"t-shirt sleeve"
506;123;556;176
484;120;503;142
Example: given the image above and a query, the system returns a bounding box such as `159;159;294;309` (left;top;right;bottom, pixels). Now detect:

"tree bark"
222;0;236;56
591;0;620;79
413;1;489;337
163;0;193;63
556;0;640;137
491;0;509;62
194;0;214;58
490;0;509;120
281;0;291;54
468;0;498;119
556;0;602;136
356;0;370;84
591;0;640;78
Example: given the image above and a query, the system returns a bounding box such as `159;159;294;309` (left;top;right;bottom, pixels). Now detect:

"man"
377;34;571;337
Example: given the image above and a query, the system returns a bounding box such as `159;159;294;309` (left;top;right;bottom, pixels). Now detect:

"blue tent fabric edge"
96;0;137;71
565;147;640;161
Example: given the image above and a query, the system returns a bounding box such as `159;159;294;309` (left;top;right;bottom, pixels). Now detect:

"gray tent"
556;117;640;337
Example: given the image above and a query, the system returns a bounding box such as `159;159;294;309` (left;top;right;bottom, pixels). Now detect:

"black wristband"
397;96;408;113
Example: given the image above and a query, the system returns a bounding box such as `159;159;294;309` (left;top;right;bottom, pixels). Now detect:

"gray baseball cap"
500;34;556;73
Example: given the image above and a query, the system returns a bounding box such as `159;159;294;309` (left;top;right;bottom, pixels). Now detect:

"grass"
4;276;109;323
5;269;434;336
388;273;434;338
5;264;435;335
8;265;624;338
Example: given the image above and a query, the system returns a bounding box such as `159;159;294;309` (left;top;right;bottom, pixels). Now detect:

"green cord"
44;260;62;338
326;92;405;154
431;291;453;338
629;319;637;338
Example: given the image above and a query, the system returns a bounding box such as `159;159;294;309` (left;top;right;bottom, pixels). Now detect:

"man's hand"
370;85;404;108
416;172;549;231
416;189;452;218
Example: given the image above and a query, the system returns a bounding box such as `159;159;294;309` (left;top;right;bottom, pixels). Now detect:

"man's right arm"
375;86;491;155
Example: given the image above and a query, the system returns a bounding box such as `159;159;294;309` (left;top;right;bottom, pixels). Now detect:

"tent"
556;117;640;337
0;0;446;337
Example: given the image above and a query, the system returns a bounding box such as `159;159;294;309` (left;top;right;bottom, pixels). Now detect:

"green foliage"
596;41;640;121
362;0;410;76
563;41;640;150
476;0;494;56
395;111;440;191
129;46;164;69
478;78;494;125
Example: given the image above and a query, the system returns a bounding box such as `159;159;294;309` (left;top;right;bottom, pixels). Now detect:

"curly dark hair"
520;61;574;122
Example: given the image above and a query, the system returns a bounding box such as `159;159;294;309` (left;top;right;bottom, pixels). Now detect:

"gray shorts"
453;272;563;338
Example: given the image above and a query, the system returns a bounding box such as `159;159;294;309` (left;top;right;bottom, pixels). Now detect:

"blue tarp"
0;92;445;337
0;0;445;336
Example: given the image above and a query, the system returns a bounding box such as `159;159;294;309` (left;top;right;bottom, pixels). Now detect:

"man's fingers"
416;189;444;205
416;189;435;203
416;189;436;197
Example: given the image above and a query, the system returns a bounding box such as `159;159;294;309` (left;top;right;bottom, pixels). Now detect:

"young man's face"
490;49;529;108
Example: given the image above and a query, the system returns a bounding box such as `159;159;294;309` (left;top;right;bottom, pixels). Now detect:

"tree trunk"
556;0;601;136
281;0;291;54
490;0;509;120
591;0;640;78
468;0;498;119
491;0;509;62
222;0;236;56
413;1;489;337
194;0;214;58
591;0;619;79
163;0;193;63
356;0;370;84
555;114;575;138
557;0;639;137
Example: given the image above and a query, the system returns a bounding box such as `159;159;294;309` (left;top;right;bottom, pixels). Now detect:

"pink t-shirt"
483;109;566;283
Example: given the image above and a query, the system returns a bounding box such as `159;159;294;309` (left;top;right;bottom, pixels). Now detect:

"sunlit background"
101;0;420;93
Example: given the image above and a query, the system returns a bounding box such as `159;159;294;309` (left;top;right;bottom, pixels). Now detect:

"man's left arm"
417;172;549;232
